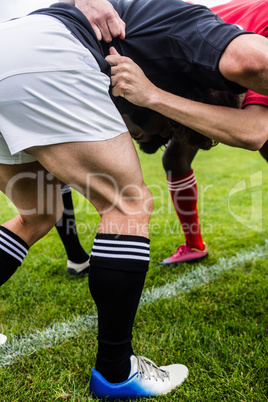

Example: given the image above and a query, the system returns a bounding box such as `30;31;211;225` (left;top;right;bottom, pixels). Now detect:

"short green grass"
0;144;267;401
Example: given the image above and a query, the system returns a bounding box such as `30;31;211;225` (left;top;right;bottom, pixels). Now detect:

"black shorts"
109;0;253;95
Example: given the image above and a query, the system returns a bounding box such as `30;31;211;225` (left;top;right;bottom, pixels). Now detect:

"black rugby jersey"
30;0;251;115
105;0;251;113
109;0;253;87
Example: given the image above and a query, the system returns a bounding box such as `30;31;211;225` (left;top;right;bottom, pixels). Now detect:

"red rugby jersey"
211;0;268;107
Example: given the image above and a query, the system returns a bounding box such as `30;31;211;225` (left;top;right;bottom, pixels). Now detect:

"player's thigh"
0;161;62;221
27;133;152;217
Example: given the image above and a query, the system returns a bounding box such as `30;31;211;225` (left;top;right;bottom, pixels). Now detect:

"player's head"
125;88;240;153
123;109;173;154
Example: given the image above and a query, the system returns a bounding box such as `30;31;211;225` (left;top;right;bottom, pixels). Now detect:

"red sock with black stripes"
167;170;204;250
88;233;150;383
0;226;29;286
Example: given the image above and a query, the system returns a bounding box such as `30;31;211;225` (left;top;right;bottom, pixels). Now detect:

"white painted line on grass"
0;241;267;367
0;315;97;367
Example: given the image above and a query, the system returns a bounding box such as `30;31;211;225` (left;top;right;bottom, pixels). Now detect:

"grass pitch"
0;144;267;401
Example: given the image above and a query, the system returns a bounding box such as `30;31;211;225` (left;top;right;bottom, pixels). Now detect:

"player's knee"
20;204;63;240
23;215;54;236
124;183;153;232
142;184;153;220
100;182;153;236
133;184;153;237
123;182;153;222
162;144;193;175
162;148;175;172
39;214;58;233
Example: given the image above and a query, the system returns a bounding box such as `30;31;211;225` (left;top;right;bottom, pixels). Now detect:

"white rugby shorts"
0;15;127;164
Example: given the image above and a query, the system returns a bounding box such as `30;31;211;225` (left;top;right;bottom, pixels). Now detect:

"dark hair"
128;87;240;153
128;107;172;153
128;107;156;128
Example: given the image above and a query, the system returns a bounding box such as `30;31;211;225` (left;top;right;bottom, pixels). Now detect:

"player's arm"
60;0;125;42
147;93;268;151
107;49;268;150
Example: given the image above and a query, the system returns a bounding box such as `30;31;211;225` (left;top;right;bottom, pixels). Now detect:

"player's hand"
106;47;157;107
74;0;125;42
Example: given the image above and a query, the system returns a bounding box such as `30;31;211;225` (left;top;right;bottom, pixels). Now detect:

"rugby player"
1;0;268;399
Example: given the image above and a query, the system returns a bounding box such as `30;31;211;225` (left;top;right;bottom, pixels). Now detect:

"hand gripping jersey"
210;0;268;108
107;0;251;93
106;0;254;114
30;0;253;116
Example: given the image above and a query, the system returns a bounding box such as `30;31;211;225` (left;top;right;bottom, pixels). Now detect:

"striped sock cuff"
167;169;197;192
0;227;29;265
90;233;150;272
61;185;72;195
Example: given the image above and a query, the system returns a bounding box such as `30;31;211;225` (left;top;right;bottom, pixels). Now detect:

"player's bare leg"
56;184;90;277
27;134;151;237
27;133;188;399
0;161;62;285
160;140;207;265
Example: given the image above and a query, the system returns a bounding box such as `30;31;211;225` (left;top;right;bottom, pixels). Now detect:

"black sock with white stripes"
0;226;29;286
55;186;89;264
89;233;150;383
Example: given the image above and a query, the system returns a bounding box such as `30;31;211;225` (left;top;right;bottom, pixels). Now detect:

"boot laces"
136;356;170;382
174;244;188;257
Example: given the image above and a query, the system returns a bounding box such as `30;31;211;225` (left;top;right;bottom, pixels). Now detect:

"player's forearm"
148;89;267;150
107;51;268;150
